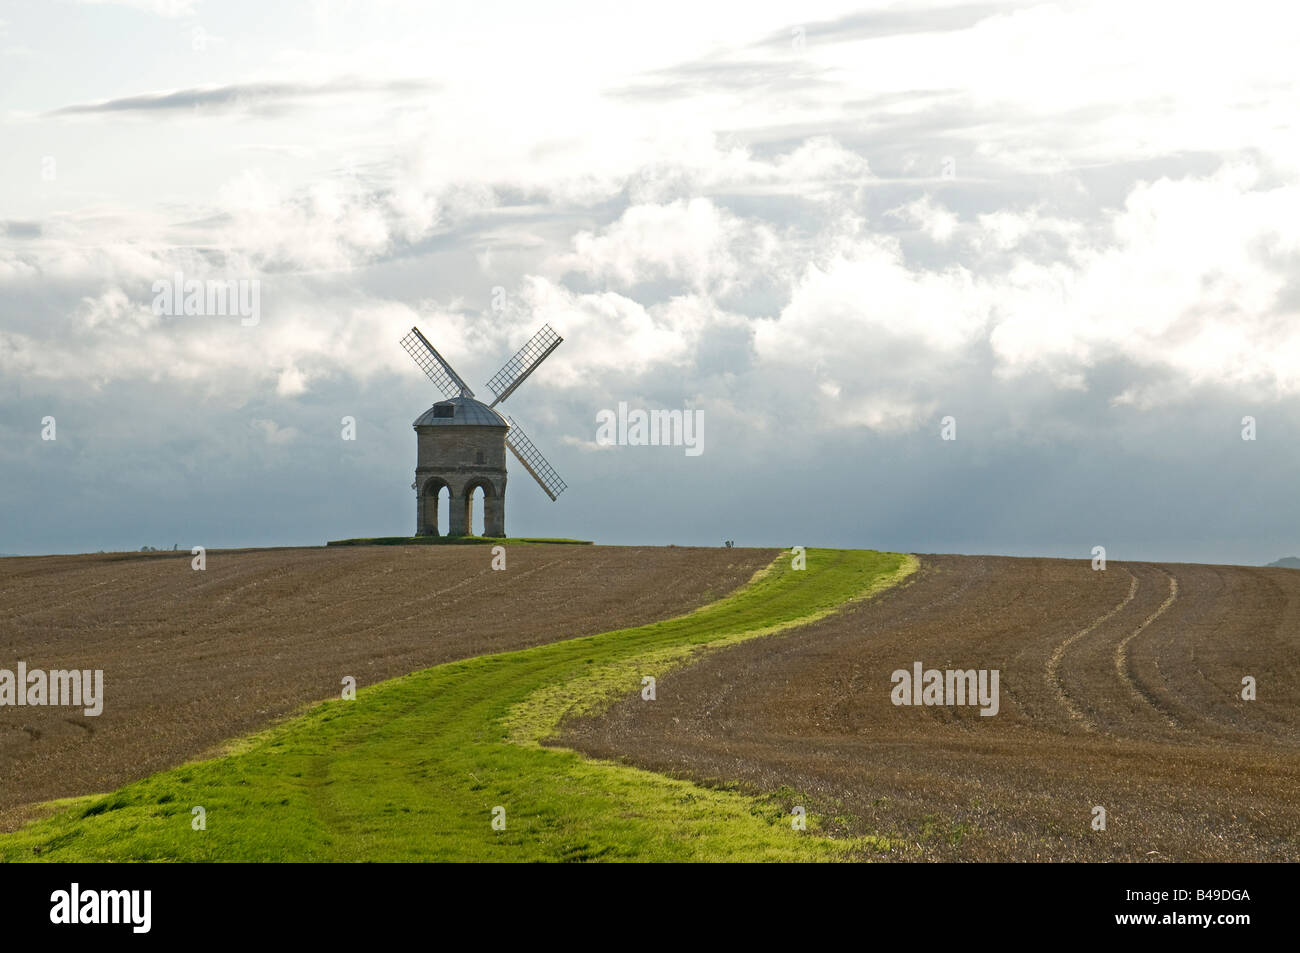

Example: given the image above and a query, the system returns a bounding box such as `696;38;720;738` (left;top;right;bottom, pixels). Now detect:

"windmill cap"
413;396;509;428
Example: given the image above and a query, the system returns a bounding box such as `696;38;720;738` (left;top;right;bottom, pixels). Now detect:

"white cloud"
989;164;1300;400
887;194;960;244
751;224;989;432
76;287;158;333
976;206;1083;253
627;135;875;204
560;433;617;453
249;418;298;445
4;1;1300;442
556;197;778;295
212;169;417;273
517;278;694;383
757;228;988;360
276;366;309;397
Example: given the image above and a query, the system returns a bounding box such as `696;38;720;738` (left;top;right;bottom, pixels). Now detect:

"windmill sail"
505;416;567;501
487;324;562;408
400;327;475;399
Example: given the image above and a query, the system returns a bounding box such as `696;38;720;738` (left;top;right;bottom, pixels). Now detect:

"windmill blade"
505;416;567;501
486;324;562;408
400;327;475;399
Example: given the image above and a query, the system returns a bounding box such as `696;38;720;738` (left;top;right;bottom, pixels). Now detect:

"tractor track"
1047;571;1138;730
1112;570;1181;732
562;554;1300;861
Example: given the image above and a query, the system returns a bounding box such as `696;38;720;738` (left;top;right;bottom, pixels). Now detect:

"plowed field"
0;544;774;824
561;556;1300;861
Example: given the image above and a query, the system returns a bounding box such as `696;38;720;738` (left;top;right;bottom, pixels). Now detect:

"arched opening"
470;485;486;536
463;478;497;538
421;479;450;537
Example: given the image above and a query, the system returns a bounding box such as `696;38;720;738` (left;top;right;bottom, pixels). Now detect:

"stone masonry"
413;400;509;537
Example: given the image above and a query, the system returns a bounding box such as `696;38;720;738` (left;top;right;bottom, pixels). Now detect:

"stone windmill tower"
400;325;567;537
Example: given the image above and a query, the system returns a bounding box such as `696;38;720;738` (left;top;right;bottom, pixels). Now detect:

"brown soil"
0;544;773;826
560;555;1300;861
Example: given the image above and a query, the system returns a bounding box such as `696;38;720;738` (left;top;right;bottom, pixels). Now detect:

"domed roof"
413;396;508;428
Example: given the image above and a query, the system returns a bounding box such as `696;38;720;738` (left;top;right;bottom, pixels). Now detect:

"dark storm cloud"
610;59;836;101
749;3;1024;47
3;221;41;238
47;78;439;116
611;4;1022;101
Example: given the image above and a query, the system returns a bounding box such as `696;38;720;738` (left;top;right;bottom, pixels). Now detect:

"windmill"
400;324;567;538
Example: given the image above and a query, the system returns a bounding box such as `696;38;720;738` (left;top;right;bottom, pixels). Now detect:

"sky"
1;0;1298;563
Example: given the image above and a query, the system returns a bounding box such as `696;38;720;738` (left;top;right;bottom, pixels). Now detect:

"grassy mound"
326;536;592;546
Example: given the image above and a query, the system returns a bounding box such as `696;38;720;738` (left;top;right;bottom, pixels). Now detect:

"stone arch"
418;477;450;537
462;477;504;538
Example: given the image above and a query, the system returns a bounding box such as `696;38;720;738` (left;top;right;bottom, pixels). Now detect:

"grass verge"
326;536;592;547
0;548;913;862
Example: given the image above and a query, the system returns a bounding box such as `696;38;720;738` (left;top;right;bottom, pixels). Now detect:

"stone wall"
414;425;508;537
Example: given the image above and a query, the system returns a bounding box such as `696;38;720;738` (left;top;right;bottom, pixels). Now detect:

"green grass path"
1;548;913;862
